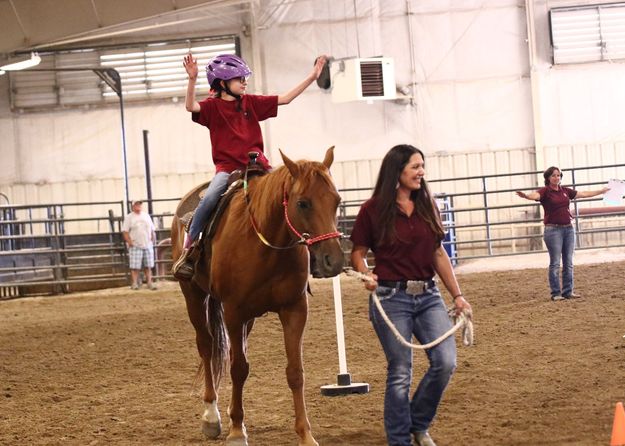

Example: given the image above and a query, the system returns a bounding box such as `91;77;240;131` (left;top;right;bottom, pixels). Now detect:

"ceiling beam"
28;0;251;51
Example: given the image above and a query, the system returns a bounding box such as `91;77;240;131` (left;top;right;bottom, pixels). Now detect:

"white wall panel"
409;3;527;81
539;65;625;146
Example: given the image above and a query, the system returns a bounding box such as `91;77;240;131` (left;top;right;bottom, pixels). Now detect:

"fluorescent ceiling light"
0;52;41;71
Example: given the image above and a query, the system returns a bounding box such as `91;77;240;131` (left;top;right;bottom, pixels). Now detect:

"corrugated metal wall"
3;144;622;237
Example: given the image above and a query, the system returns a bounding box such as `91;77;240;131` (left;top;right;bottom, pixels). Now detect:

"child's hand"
183;53;199;80
311;55;328;80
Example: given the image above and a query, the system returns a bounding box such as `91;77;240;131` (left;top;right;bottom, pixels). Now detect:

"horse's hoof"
225;437;248;446
201;421;221;439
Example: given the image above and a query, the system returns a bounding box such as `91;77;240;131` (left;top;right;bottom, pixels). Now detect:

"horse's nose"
323;254;333;269
321;252;343;277
310;240;344;278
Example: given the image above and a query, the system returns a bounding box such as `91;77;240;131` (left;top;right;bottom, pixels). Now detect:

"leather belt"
377;279;436;295
545;223;572;227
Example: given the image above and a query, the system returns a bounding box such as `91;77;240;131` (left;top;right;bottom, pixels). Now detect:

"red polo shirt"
192;94;278;173
537;186;577;225
350;197;437;280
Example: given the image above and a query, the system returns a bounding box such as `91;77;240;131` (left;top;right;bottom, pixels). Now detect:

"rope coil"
343;268;474;349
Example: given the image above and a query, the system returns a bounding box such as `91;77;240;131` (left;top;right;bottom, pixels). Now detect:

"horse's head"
280;147;344;278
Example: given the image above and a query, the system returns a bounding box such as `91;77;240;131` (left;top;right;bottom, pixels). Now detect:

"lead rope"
343;268;474;349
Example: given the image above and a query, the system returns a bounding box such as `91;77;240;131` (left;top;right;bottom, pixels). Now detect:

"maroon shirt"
350;197;437;280
537;186;577;225
192;94;278;173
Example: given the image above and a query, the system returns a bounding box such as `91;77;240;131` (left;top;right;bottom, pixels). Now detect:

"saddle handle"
247;151;259;165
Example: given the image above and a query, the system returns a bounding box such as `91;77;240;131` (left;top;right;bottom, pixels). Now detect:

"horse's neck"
248;173;293;244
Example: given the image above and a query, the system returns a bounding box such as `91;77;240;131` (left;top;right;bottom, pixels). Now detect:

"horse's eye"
297;200;311;210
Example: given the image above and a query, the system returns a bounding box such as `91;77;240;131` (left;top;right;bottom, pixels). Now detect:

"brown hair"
371;144;445;246
543;166;562;186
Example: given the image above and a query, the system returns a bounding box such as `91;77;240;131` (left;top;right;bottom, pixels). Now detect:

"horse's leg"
225;313;250;446
279;301;318;446
181;283;221;438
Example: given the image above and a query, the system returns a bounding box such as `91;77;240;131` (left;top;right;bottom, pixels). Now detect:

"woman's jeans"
543;225;575;297
369;285;457;446
188;171;230;242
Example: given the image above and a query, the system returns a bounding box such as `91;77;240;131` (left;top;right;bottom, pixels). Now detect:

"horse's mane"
248;159;334;225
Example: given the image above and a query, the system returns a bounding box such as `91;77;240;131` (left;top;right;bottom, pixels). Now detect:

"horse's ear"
280;149;300;178
323;146;335;169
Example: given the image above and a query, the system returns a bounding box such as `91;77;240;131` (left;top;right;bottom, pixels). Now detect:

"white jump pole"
321;275;369;396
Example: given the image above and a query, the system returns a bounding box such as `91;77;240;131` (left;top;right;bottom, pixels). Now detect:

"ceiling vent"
330;57;396;103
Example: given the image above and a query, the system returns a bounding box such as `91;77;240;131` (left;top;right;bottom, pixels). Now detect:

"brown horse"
171;147;344;446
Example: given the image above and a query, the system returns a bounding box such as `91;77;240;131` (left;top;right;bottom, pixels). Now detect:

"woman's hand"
362;271;378;291
516;190;527;199
453;295;472;317
183;52;198;80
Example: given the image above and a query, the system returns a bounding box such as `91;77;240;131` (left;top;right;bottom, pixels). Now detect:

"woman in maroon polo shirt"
516;166;608;301
350;144;471;446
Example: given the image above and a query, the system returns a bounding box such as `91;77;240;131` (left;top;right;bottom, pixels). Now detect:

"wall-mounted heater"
330;57;396;103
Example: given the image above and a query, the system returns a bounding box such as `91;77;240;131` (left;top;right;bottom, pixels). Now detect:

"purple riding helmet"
205;54;252;87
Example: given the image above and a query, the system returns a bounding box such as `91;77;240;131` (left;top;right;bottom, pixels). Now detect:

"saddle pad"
175;181;210;232
175;180;211;220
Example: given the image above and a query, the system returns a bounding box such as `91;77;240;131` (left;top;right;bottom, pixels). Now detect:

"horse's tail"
206;293;229;389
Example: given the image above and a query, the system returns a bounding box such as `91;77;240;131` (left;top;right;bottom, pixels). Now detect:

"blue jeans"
188;171;230;241
369;285;457;446
543;225;575;297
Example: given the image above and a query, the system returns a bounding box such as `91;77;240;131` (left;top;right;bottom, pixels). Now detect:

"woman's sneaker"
551;295;564;301
563;292;581;299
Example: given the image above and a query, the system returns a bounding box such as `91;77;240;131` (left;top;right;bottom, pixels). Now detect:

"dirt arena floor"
2;260;625;446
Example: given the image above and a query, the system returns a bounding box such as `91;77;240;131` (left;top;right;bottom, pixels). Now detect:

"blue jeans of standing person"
188;171;230;242
543;225;575;297
369;285;457;446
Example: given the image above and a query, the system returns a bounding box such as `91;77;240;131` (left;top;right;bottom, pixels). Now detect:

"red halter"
244;178;342;249
281;189;342;246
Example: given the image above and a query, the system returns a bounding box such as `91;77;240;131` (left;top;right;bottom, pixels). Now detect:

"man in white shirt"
122;200;157;290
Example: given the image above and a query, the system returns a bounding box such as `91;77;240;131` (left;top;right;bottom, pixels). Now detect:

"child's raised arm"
278;55;327;105
183;53;201;113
